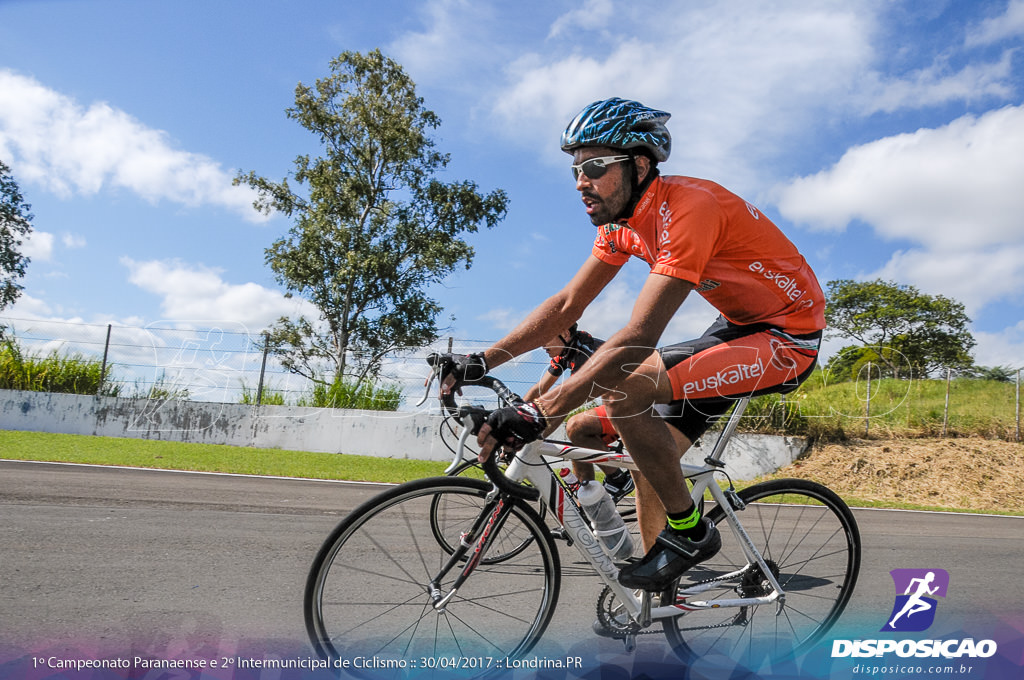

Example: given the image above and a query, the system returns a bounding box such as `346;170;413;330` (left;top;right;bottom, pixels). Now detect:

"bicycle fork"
428;490;511;612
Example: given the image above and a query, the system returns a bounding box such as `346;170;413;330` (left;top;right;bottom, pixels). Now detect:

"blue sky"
2;0;1024;371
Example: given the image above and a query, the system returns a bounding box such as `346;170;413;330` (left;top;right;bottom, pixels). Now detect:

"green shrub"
299;376;402;411
0;339;119;396
239;381;289;405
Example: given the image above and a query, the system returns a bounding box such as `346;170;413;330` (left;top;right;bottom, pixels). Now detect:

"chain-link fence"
1;316;1020;441
0;316;550;409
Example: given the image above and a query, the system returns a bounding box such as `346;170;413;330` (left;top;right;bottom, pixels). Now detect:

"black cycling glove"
440;352;488;389
486;401;548;450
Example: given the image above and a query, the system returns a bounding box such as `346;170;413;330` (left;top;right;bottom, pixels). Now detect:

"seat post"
704;397;751;467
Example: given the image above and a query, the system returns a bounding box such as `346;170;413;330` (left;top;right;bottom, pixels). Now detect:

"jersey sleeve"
592;225;631;266
652;191;724;284
547;356;567;377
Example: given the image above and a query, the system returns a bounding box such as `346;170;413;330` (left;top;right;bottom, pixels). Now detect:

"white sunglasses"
570;155;631;180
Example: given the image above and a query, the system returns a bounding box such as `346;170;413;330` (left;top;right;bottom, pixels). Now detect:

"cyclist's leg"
565;405;627;482
565;405;602;481
602;351;688;515
632;423;692;550
614;320;821;589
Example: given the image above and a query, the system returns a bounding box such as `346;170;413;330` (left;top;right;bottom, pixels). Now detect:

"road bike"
304;355;862;675
435;376;640;559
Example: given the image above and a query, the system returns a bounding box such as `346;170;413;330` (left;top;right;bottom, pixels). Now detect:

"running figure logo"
882;568;950;632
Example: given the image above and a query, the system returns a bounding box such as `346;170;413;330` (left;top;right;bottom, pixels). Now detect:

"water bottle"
558;466;580;493
577;481;634;561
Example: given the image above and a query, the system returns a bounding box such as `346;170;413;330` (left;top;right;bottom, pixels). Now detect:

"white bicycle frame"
451;396;788;630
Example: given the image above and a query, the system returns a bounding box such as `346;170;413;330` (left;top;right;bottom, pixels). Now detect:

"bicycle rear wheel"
662;478;860;669
305;477;560;670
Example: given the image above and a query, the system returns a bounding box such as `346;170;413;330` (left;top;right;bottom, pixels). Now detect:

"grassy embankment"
2;365;1020;514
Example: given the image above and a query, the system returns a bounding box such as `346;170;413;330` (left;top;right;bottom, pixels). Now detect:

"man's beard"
584;184;631;225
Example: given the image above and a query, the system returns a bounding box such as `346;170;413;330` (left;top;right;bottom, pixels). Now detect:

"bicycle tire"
305;476;561;671
662;478;861;669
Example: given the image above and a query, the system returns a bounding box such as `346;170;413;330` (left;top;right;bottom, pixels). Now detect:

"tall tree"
236;50;508;386
0;160;34;326
824;279;975;379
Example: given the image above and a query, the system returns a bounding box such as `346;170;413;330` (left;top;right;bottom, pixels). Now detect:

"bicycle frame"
450;398;788;630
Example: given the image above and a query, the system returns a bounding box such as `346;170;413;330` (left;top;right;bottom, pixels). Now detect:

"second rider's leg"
565;407;635;498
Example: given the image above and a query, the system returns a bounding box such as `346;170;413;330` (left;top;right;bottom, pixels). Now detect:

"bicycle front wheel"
305;477;561;668
662;478;861;668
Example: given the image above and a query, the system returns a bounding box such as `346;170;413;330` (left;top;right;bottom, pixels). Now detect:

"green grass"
5;428;1022;516
734;370;1019;441
0;429;451;484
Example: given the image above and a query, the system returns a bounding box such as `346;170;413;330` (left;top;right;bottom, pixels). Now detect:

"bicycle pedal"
548;527;573;545
623;633;637;654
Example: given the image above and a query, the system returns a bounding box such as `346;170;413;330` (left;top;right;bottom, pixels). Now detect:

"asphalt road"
1;459;1021;676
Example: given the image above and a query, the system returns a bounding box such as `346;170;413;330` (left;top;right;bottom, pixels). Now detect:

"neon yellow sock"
666;506;701;532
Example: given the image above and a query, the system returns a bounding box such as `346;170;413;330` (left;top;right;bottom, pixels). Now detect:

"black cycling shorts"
654;316;821;443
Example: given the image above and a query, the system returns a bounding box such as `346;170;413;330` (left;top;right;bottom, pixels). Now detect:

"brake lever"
414;364;439;408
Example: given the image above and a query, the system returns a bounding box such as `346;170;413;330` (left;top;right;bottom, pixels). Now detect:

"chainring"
595;586;642;637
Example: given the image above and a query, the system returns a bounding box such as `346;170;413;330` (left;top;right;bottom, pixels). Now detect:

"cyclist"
443;97;824;591
523;323;635;501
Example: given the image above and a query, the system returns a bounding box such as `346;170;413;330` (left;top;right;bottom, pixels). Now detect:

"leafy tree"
824;279;975;379
959;364;1016;383
823;344;902;382
236;50;508;386
1;160;34;329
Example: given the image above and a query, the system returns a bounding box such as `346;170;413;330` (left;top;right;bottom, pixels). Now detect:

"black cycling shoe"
617;519;721;591
603;469;635;502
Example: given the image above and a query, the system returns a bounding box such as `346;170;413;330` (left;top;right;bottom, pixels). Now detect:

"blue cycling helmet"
561;98;672;162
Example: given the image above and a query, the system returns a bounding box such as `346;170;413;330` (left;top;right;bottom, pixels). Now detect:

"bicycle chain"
594;568;757;638
594;586;671;637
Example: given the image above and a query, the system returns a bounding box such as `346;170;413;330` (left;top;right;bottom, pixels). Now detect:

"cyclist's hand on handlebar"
477;401;547;462
438;352;488;397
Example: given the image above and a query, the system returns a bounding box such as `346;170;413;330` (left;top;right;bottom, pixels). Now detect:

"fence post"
942;367;951;437
256;333;270;406
864;362;871;437
97;324;112;395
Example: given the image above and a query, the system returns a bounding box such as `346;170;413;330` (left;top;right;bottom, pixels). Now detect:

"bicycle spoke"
663;480;860;671
306;478;559;665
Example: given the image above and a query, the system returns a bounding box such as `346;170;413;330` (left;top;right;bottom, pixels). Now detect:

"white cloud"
776;105;1024;248
3;292;53;318
20;230;54;261
387;0;499;92
870;246;1024;315
548;0;614;39
0;69;266;222
61;233;87;249
122;258;316;328
483;1;1019;193
775;105;1024;313
973;320;1024;369
858;51;1015;114
965;0;1024;47
491;2;877;179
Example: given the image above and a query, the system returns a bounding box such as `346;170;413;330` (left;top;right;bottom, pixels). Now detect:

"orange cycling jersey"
592;175;825;334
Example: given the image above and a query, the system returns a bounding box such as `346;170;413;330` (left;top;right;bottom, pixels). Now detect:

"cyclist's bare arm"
523;370;558;402
482;255;620;371
535;272;694;423
477;272;693;458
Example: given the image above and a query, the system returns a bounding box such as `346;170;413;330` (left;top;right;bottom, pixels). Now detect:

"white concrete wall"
0;389;808;479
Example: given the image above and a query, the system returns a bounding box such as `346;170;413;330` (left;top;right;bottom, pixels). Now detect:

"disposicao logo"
831;568;998;660
882;568;949;632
